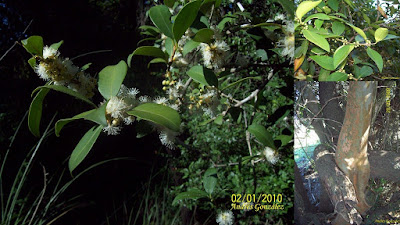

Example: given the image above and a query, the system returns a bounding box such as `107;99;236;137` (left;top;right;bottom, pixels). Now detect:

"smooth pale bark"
335;81;377;216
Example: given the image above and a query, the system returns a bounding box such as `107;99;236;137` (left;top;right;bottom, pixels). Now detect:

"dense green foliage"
295;0;400;80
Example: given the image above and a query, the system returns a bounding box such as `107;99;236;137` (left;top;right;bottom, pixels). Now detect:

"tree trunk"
319;82;345;146
335;81;377;216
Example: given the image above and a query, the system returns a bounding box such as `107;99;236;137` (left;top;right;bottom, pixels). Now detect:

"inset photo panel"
294;0;400;81
295;81;400;224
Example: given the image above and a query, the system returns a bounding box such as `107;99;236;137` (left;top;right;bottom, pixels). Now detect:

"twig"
28;165;47;225
0;19;33;63
70;49;112;60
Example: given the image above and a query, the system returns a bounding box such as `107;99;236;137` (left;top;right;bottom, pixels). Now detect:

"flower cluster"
216;210;234;225
103;85;180;149
263;146;279;165
274;13;294;62
200;40;230;70
103;85;140;135
34;46;97;98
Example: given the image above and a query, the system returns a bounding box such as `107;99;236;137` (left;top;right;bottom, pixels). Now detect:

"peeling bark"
335;81;377;216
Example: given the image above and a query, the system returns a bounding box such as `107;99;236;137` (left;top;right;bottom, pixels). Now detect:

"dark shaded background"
0;0;170;223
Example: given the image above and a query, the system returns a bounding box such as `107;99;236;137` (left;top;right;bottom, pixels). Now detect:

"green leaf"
32;85;96;107
148;58;168;68
183;40;200;56
348;24;367;41
309;55;334;70
172;188;208;205
139;25;160;37
127;103;181;132
217;17;234;30
326;72;348;81
165;0;176;8
50;40;64;50
314;19;324;29
203;168;217;195
296;0;322;21
256;49;268;61
275;135;292;147
28;88;50;137
327;0;338;11
69;125;103;173
318;68;330;81
98;60;128;100
127;53;134;68
294;40;309;58
354;65;373;78
214;114;223;125
374;27;388;43
193;28;214;43
131;46;167;60
165;37;174;58
149;5;174;39
333;44;354;69
81;63;92;71
248;124;275;149
271;0;295;18
383;34;400;41
302;29;330;52
55;103;107;137
21;36;44;56
331;21;345;35
366;47;383;73
304;13;331;22
173;0;202;41
28;57;36;69
186;65;218;87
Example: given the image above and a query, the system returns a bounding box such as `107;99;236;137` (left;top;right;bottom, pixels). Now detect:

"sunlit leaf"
326;72;348;81
127;103;181;132
55;103;107;137
203;168;217;195
98;60;128;100
186;65;218;87
296;0;322;21
248;124;275;149
69;125;103;173
310;55;334;70
32;85;96;107
333;44;354;69
302;29;330;52
173;0;202;41
172;189;208;205
149;5;174;39
28;88;49;137
366;47;383;73
374;27;388;43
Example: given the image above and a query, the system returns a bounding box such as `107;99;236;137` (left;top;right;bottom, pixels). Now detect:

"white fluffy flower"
123;116;135;125
169;103;179;111
159;129;177;149
103;124;121;135
42;46;59;59
154;96;168;105
200;41;230;69
263;147;279;165
128;88;140;99
62;59;79;75
139;95;150;103
106;96;128;119
167;88;179;99
216;210;234;225
274;13;286;21
35;63;50;80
